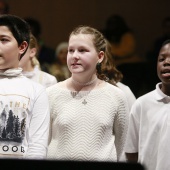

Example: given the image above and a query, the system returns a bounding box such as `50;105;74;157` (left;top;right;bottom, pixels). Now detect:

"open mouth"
161;69;170;76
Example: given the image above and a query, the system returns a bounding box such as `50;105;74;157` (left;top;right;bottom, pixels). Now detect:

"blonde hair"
29;33;40;67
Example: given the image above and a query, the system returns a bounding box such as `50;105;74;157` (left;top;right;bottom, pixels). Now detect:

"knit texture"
47;82;128;161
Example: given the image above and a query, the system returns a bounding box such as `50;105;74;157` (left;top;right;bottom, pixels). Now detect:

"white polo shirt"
124;83;170;170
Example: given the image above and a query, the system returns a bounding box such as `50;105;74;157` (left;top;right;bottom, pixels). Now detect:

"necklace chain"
71;76;98;105
72;76;98;86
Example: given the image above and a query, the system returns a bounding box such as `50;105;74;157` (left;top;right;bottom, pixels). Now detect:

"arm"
124;101;140;162
113;92;129;161
126;152;138;162
26;88;50;159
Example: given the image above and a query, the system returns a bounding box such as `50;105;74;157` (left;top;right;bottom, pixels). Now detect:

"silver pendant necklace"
82;99;87;105
70;91;89;105
71;77;98;105
81;91;90;105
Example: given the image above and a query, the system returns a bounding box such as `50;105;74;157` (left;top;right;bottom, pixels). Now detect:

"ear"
19;41;28;55
98;51;104;63
29;48;37;59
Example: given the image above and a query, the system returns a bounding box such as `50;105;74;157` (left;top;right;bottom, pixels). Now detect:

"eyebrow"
0;34;10;38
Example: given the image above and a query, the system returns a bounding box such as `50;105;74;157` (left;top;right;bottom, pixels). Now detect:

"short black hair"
161;39;170;48
0;14;31;58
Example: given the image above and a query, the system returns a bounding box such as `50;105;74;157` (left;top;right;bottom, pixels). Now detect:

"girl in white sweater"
47;25;129;161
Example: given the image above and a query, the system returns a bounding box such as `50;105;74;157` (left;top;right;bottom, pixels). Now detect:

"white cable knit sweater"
47;82;128;161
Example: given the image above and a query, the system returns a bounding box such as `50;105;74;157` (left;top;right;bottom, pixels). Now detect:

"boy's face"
157;43;170;85
0;26;26;71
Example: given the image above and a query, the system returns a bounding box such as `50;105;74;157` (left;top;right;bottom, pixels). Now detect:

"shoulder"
105;82;127;101
106;82;125;94
46;81;68;105
116;82;136;99
20;76;46;98
24;76;45;89
40;71;57;87
46;81;66;96
117;82;131;91
132;90;156;109
41;71;57;81
137;90;155;101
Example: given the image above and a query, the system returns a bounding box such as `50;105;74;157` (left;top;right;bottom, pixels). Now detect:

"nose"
72;50;79;59
164;57;170;65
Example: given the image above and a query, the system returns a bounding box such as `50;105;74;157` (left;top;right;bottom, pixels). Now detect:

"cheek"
82;56;98;68
5;46;19;61
66;55;71;69
67;54;71;63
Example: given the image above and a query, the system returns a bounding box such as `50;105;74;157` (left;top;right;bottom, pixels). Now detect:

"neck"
21;61;34;72
71;76;98;87
161;83;170;96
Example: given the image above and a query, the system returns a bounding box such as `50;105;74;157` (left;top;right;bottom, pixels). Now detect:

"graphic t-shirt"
0;68;50;158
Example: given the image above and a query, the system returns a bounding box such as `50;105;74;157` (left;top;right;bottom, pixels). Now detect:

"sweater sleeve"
46;87;55;145
25;88;50;159
113;92;128;161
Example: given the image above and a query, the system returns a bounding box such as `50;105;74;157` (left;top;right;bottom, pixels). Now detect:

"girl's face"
0;26;27;70
67;34;104;76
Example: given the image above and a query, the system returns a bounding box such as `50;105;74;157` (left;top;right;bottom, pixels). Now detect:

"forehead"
69;34;94;46
0;25;12;36
160;43;170;53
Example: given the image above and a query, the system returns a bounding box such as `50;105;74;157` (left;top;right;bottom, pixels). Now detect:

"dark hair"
161;39;170;48
69;25;123;86
24;17;41;39
0;14;31;58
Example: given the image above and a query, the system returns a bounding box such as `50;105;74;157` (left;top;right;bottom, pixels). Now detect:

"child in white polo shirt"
125;39;170;170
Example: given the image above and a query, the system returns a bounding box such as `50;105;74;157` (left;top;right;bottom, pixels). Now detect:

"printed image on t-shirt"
0;94;30;156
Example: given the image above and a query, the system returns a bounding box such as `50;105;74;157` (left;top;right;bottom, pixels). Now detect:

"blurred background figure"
0;0;9;14
104;40;136;111
102;14;148;98
24;17;55;73
19;33;57;88
49;41;71;82
146;16;170;91
102;14;137;66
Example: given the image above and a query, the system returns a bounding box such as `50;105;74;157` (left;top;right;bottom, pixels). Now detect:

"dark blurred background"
5;0;170;97
7;0;170;58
